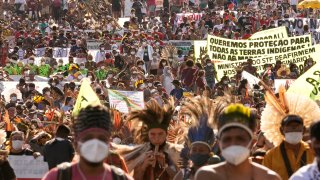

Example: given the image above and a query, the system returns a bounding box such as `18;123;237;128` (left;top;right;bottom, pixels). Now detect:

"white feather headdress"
260;86;320;146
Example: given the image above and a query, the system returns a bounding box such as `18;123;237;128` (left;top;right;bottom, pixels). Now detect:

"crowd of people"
0;0;320;179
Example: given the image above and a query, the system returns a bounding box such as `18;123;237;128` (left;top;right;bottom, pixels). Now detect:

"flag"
288;61;320;100
72;79;101;117
4;110;13;132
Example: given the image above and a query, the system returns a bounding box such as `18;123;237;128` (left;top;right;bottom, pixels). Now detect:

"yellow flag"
72;79;101;117
287;45;320;100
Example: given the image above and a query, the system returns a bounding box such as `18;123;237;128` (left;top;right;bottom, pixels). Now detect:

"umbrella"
298;0;320;9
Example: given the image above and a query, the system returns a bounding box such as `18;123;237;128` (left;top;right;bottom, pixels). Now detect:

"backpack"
57;163;128;180
53;0;61;7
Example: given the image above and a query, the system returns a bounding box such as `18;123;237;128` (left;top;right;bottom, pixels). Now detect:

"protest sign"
166;40;194;55
34;48;46;57
175;13;203;25
214;46;317;80
8;155;48;179
288;45;320;100
207;34;312;61
274;79;295;93
53;48;69;58
156;0;164;9
249;26;288;40
194;40;207;62
276;18;320;41
87;40;103;50
108;89;144;114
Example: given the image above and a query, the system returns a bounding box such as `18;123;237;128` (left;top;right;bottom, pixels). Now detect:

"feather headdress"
261;86;320;146
179;96;216;148
127;98;175;144
161;44;178;60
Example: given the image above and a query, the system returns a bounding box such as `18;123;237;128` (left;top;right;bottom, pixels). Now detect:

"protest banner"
53;48;69;58
194;40;207;62
34;48;46;57
87;40;103;50
166;40;194;55
275;18;320;41
274;79;295;93
108;89;144;114
175;13;203;25
8;155;48;179
194;27;288;62
214;46;317;80
207;34;312;61
249;26;288;40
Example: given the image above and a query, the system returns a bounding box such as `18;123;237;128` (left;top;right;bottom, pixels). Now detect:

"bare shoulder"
252;162;281;180
194;162;226;180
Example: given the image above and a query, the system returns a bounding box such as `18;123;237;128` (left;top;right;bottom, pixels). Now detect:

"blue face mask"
190;153;210;167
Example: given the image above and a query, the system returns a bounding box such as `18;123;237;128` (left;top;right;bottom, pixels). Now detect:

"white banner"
8;155;49;178
176;13;203;25
108;89;144;114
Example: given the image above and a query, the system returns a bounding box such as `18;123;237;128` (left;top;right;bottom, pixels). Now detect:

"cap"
281;115;303;126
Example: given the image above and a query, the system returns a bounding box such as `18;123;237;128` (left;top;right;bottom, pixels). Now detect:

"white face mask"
221;144;250;166
12;140;24;150
88;76;92;79
80;66;85;69
162;62;166;66
79;139;109;163
131;51;135;55
285;132;303;145
148;83;153;87
142;42;147;45
101;66;105;70
78;75;83;79
207;63;212;66
11;96;17;101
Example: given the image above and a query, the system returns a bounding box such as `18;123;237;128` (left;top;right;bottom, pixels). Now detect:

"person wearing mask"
38;58;51;77
137;39;154;73
95;64;108;81
204;59;216;89
161;66;174;94
174;99;217;180
260;90;320;180
195;104;281;180
170;80;184;101
95;44;107;63
79;63;88;76
85;54;97;72
43;124;74;170
290;120;320;179
8;131;40;157
181;60;197;92
43;105;132;179
262;115;315;180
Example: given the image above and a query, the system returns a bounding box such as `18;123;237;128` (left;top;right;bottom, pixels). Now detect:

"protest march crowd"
2;0;320;179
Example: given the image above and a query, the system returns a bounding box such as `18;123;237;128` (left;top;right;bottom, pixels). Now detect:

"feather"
261;92;320;146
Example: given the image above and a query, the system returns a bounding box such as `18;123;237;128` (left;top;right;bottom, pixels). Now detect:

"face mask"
142;42;147;45
190;153;210;166
52;82;56;86
29;60;34;64
207;63;212;66
156;42;160;45
101;48;105;51
6;63;10;67
41;62;45;65
25;77;30;81
156;49;160;52
12;140;24;150
101;66;105;70
285;132;303;145
79;139;109;163
162;62;166;66
139;65;144;68
78;75;83;79
131;51;135;55
80;66;85;69
88;76;92;79
140;84;146;89
178;32;182;35
11;96;17;101
148;83;153;87
221;144;250;166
